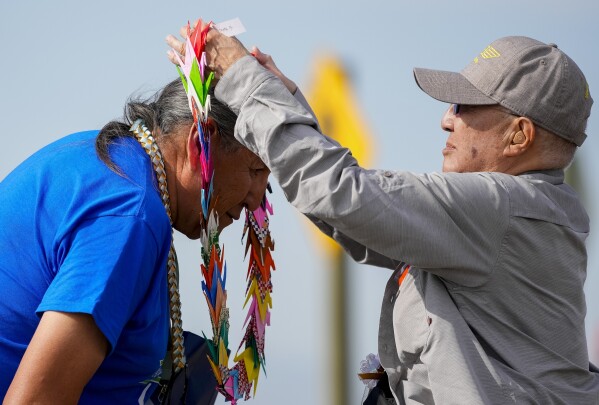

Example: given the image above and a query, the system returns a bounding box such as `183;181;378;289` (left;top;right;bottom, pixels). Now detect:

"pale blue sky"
1;1;598;404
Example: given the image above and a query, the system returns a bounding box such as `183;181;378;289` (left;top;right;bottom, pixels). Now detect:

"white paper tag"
214;18;246;37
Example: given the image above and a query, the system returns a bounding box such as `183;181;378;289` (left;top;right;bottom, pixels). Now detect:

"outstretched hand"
166;19;297;94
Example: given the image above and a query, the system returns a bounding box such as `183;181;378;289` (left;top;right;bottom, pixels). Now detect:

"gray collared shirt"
216;55;599;404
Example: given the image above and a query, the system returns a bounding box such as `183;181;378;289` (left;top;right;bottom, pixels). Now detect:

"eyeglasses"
451;104;519;117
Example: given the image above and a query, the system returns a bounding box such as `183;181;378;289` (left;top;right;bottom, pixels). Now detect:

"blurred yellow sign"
304;54;375;255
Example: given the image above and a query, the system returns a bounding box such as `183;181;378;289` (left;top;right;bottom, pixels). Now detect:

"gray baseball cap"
414;36;592;146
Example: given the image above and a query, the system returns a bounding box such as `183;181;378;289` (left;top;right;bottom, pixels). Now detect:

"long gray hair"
96;79;239;174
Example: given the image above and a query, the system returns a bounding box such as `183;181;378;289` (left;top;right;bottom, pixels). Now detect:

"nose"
441;105;454;133
244;171;270;212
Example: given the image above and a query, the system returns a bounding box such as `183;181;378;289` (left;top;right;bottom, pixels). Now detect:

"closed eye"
251;166;269;176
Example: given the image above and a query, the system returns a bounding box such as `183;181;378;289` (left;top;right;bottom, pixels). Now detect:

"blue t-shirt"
0;131;171;403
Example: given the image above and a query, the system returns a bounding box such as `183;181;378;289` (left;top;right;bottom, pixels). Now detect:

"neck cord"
130;119;186;373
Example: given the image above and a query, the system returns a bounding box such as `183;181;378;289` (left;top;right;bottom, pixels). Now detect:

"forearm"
216;58;417;262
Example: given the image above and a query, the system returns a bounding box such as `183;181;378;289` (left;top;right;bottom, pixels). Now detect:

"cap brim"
413;68;497;105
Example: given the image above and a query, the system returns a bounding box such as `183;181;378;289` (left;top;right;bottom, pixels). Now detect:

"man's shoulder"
414;170;587;231
489;170;587;232
425;169;568;197
415;171;513;202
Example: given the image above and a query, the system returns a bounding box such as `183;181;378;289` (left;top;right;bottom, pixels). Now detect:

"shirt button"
383;171;393;177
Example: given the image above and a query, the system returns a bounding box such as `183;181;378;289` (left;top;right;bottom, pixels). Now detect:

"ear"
503;117;536;157
186;118;218;172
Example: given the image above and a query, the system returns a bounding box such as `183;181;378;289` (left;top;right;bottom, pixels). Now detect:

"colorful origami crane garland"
171;21;276;403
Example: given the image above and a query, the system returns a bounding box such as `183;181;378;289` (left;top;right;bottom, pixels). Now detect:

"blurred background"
1;1;597;404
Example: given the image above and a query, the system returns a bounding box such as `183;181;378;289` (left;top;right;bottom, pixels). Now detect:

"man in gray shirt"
172;27;599;404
